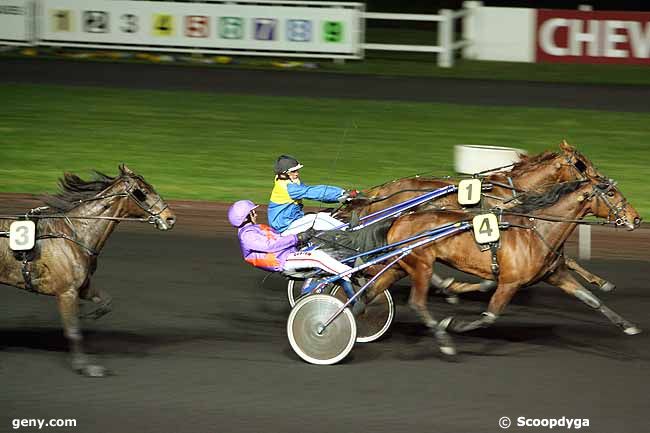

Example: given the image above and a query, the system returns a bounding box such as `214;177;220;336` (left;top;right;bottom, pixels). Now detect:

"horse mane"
42;171;119;212
508;180;585;214
507;151;559;176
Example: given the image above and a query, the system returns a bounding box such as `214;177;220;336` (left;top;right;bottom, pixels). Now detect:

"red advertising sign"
536;9;650;64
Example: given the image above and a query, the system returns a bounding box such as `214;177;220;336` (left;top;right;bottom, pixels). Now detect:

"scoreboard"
37;0;363;58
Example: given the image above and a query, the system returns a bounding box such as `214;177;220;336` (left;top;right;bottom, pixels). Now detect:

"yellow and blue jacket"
268;177;344;232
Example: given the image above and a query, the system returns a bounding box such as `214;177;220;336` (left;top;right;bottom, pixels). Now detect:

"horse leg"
429;271;458;304
441;282;520;333
354;267;404;316
447;280;497;293
564;256;615;292
404;257;456;356
545;267;641;335
57;288;108;377
80;283;113;320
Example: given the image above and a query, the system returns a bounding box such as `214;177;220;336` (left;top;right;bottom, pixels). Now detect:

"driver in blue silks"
268;155;359;235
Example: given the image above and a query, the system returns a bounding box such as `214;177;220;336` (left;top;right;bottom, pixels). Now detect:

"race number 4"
152;14;174;36
457;179;482;205
472;213;499;244
10;221;36;251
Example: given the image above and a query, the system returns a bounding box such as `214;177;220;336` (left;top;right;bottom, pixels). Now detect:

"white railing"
361;6;475;68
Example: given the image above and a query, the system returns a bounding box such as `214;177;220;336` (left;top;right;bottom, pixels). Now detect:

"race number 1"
458;179;482;205
472;214;499;244
10;221;36;251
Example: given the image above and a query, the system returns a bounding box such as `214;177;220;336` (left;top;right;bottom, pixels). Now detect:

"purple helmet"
228;200;258;227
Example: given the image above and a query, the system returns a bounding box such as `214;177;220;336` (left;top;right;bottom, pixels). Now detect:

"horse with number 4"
0;165;176;377
362;173;641;356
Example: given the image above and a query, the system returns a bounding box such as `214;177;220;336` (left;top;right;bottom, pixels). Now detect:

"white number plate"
472;213;500;244
458;179;482;205
9;221;36;251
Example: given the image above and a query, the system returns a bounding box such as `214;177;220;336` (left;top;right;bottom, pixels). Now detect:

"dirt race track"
1;59;650;433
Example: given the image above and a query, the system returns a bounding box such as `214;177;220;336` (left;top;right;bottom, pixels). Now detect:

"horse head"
580;177;641;231
115;164;176;231
559;140;605;180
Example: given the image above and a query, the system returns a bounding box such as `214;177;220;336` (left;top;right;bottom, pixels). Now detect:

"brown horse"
0;165;176;376
339;141;617;296
367;177;640;354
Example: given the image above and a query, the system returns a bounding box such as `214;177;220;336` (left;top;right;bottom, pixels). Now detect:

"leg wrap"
574;288;602;309
430;273;454;290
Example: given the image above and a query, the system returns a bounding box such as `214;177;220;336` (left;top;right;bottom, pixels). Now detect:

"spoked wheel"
287;278;312;307
331;287;394;343
287;294;357;365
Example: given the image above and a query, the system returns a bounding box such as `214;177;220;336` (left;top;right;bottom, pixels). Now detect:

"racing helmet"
228;200;258;227
274;155;303;175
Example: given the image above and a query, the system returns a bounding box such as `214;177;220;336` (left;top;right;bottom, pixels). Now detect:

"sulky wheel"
287;294;357;365
331;287;394;343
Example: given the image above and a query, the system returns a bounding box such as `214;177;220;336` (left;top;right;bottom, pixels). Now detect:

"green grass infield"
1;83;648;218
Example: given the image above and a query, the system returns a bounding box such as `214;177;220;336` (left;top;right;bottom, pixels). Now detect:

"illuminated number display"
254;18;277;41
287;19;312;42
185;15;209;38
51;9;72;32
323;21;343;42
83;11;109;33
219;17;243;39
120;14;138;33
152;14;174;36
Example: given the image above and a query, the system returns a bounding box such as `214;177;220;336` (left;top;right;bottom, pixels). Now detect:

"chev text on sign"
536;9;650;64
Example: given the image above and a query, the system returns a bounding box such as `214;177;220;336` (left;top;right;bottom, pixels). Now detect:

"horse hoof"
80;364;109;378
435;329;456;356
479;280;497;292
352;300;367;316
438;317;453;331
445;295;459;305
624;326;642;336
600;282;615;292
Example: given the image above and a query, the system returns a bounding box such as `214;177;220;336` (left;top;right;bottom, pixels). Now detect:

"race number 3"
472;214;499;244
458;179;482;205
10;221;36;251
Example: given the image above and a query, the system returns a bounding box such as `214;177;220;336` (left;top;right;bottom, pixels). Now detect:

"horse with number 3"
0;165;176;377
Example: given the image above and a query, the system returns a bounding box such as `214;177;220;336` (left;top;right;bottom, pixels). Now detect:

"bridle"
67;174;170;226
586;180;631;227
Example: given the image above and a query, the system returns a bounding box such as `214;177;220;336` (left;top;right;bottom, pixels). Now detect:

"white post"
438;9;453;68
578;225;591;260
462;1;482;59
578;4;594;11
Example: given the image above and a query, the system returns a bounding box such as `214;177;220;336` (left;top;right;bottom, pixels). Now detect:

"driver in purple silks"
228;200;355;294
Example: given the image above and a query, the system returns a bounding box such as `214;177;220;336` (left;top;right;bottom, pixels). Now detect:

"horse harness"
1;174;167;293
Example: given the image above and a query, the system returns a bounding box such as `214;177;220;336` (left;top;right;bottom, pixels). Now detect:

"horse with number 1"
0;165;176;377
336;141;620;298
